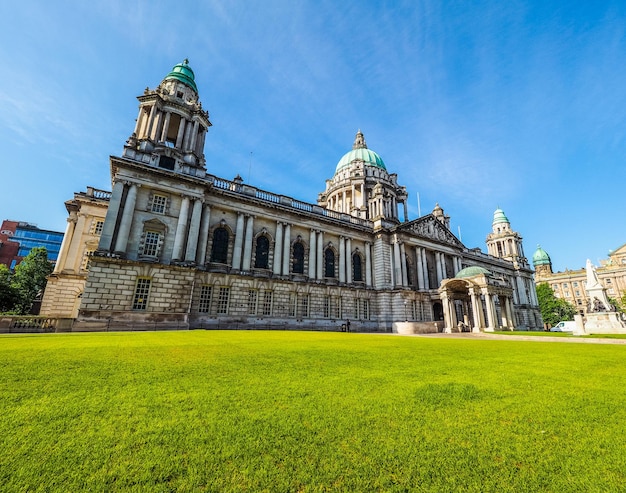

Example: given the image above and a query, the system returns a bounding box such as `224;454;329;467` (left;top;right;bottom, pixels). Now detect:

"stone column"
435;252;443;285
400;242;408;287
440;253;447;280
145;104;157;140
316;231;324;279
195;204;211;265
273;222;283;276
66;213;87;271
160;111;171;142
54;213;77;273
175;118;186;148
134;107;144;136
242;215;254;271
416;247;424;290
421;249;430;290
469;288;481;332
195;129;205;155
308;229;316;278
393;241;402;287
171;195;191;261
339;236;346;283
114;183;138;254
189;120;200;152
152;109;164;141
483;291;496;332
403;200;408;222
182;119;193;150
282;223;291;275
99;180;125;251
441;291;452;333
184;198;203;262
346;238;352;284
232;213;245;270
365;241;372;287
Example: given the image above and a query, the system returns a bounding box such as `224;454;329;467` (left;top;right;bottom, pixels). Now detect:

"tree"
608;292;626;314
536;282;577;328
10;247;53;314
0;264;18;312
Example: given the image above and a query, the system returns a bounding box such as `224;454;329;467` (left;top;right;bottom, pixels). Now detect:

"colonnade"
439;285;517;332
391;240;463;290
135;104;207;157
98;183;374;285
325;183;409;222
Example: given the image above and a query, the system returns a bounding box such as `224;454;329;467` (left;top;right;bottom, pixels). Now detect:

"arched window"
292;242;305;274
353;253;363;282
210;227;229;263
325;249;335;278
254;236;269;269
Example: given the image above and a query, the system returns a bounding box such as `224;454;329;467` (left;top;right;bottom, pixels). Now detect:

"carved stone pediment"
399;215;464;248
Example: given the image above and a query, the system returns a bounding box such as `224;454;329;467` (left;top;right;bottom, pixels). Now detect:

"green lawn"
1;331;625;492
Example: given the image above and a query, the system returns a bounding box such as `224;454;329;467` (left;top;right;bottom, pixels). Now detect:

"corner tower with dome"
42;60;542;333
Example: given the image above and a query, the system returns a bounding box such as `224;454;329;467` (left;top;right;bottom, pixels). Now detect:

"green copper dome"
455;266;491;278
532;245;551;266
163;59;198;93
492;208;509;224
335;130;386;173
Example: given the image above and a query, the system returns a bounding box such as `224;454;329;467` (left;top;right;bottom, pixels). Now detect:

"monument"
583;259;626;334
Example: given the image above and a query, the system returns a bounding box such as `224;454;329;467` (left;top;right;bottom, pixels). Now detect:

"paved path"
401;332;626;345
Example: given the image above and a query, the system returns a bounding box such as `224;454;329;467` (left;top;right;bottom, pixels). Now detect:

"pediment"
398;215;464;248
143;218;168;232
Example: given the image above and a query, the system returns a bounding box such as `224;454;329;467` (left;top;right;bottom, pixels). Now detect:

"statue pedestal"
584;312;626;334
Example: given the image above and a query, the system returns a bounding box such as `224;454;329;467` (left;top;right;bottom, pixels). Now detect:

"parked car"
550;321;576;332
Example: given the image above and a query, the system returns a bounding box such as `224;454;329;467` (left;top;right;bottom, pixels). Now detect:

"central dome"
335;130;386;173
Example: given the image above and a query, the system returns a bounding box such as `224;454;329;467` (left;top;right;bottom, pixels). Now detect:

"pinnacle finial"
353;129;367;150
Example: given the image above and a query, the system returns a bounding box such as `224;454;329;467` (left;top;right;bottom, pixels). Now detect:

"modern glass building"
0;220;64;269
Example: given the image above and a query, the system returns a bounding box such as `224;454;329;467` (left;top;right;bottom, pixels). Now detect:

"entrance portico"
438;266;517;332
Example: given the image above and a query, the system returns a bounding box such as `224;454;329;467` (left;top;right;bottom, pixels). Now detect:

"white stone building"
43;60;542;332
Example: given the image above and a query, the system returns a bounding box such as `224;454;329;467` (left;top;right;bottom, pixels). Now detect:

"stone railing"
0;316;74;333
206;174;373;229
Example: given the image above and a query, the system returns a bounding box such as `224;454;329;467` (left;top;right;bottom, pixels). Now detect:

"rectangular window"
573;282;579;288
361;299;370;320
216;287;230;314
575;290;580;296
262;290;273;316
353;299;359;319
80;250;94;272
143;231;161;257
300;294;310;318
151;194;168;214
333;296;342;319
132;278;151;310
247;290;258;315
198;285;212;313
289;294;297;317
93;220;104;235
562;283;568;288
323;296;330;318
606;279;612;284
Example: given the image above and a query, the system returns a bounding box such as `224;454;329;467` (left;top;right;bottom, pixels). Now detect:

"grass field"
1;331;625;492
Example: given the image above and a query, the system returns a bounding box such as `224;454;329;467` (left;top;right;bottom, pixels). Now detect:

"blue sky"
1;1;625;273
